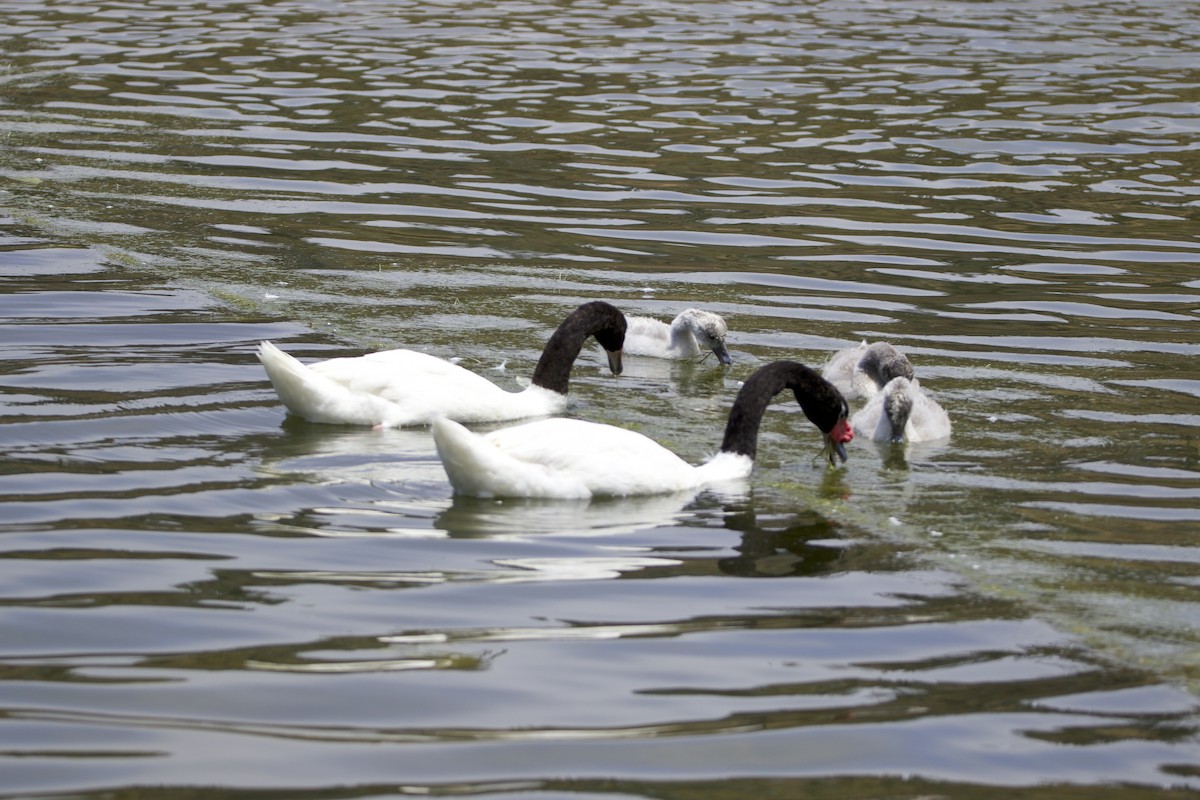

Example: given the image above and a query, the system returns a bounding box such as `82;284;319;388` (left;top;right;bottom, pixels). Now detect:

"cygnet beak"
712;341;733;366
606;348;624;375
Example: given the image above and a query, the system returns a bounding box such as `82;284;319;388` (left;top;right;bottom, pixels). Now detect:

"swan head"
592;314;626;375
603;346;624;375
858;342;913;390
530;301;627;394
787;369;852;466
679;309;732;365
719;361;851;466
881;376;914;443
821;394;854;465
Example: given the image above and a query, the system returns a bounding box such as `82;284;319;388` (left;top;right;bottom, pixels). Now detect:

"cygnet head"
679;308;732;365
881;376;915;443
859;342;913;390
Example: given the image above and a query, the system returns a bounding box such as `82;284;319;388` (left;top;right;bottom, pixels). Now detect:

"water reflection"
256;416;745;541
436;493;703;540
715;500;846;579
857;436;955;472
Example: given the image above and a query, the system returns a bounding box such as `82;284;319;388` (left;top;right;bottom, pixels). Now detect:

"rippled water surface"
3;1;1200;797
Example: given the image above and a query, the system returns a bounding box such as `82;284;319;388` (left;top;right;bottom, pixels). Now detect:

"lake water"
2;0;1199;797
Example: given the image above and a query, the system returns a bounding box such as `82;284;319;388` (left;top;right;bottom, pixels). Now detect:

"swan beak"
712;341;733;366
606;348;624;375
827;435;849;465
826;418;853;466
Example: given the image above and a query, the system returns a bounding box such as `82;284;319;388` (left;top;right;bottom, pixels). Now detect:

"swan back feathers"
434;416;711;499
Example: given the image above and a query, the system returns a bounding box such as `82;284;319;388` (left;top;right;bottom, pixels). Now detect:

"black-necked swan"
822;340;914;400
257;301;627;428
851;376;951;443
432;360;852;499
623;308;733;364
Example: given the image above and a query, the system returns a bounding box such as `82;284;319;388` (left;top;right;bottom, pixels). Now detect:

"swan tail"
432;417;589;499
257;341;401;426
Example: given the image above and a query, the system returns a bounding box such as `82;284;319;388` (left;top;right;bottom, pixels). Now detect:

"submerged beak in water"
824;417;853;466
824;435;848;466
606;348;623;375
712;340;733;366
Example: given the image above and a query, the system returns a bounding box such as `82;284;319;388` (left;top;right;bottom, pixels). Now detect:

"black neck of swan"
720;361;847;460
530;301;626;395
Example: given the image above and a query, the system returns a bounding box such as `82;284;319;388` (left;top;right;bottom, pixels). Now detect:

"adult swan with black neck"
257;301;627;428
432;360;853;499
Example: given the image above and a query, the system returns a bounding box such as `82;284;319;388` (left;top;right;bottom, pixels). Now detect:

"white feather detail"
257;342;565;428
433;417;753;499
850;377;951;443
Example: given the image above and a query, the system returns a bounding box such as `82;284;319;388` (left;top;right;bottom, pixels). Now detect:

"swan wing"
906;380;952;442
624;316;671;340
434;417;701;498
433;417;593;498
260;343;565;427
488;418;704;496
258;341;408;426
311;349;500;401
822;341;868;396
850;379;951;442
850;393;893;442
621;316;675;358
310;348;561;425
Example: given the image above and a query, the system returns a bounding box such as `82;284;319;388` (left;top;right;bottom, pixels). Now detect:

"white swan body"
433;417;753;499
257;343;568;427
622;308;732;364
851;376;951;443
433;361;853;499
823;341;914;400
258;301;627;428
